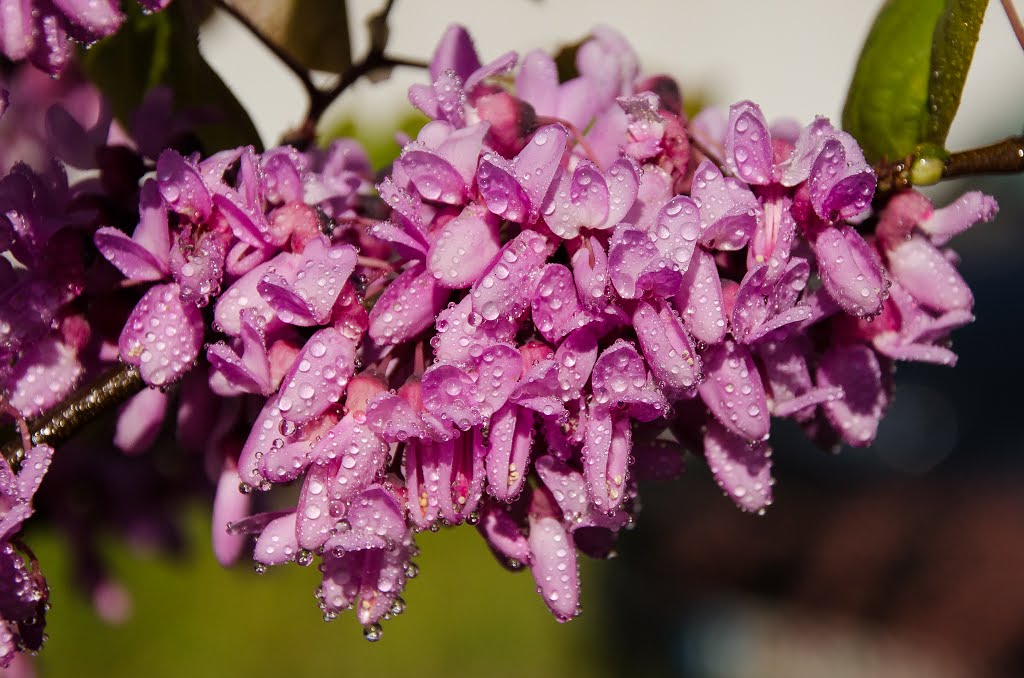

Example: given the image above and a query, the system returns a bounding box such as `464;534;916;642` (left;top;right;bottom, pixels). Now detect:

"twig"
1002;0;1024;52
944;135;1024;178
213;0;321;106
1;365;144;466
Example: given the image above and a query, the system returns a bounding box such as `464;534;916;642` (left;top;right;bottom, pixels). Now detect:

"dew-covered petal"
15;443;52;506
470;229;549;323
119;283;202;387
436;122;489;186
237;394;294;487
534;455;589;523
919;191;998;246
5;336;82;417
528;487;579;621
258;438;312;484
581;406;631;513
608;226;679;299
807;136;875;221
113;387;167;454
326;486;406;553
478;501;531;564
93;181;169;281
477;151;531;223
673;248;727;345
257;238;356;326
633;300;701;390
212;459;251;566
813;225;886;318
554;327;598;401
817;343;888;447
254;512;299;566
296;459;341;550
369;263;449;345
421;363;483;436
277;327;355;428
697;339;769;441
571;237;609;310
591;340;667;421
433;295;517;365
690;160;760;251
781;116;836;187
398;149;467;205
703;419;773;512
365;392;426;443
474;344;523;417
484;404;534;501
513;124;569;217
651;195;701;270
886;234;972;312
532;264;587;343
509;359;564;420
725;100;773;185
206;309;272;395
156;149;211;222
570;161;610;228
428;205;501;288
215;253;297;336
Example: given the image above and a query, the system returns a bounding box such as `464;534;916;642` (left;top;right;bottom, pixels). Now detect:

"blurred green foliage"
29;508;610;678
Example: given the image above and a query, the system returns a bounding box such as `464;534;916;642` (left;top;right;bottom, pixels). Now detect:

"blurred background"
8;1;1024;676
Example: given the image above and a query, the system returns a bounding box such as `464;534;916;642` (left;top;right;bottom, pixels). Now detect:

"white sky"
200;1;1024;152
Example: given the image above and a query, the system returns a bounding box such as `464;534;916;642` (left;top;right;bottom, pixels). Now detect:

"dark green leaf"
842;0;946;163
80;2;261;153
925;0;988;146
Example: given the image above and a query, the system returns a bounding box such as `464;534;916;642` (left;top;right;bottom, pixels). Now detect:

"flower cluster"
0;0;171;75
0;18;1000;659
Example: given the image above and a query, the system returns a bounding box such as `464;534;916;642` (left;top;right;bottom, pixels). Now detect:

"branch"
1;365;144;466
212;0;321;105
1002;0;1024;52
944;135;1024;178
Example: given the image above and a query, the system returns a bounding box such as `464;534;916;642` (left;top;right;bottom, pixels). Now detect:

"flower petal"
673;248;727;345
483;404;534;501
528;487;580;621
369;263;450;345
119;283;202;387
725;100;773;185
691;160;760;251
817;343;888;447
428;204;501;288
697;339;769;441
277;328;356;428
703;419;773;512
633;300;702;390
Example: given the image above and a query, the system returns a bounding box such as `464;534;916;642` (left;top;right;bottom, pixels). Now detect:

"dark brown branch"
1002;0;1024;53
944;135;1024;178
1;365;144;466
212;0;321;105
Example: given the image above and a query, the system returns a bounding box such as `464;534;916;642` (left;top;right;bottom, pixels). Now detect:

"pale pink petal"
119;283;202;387
369;263;450;345
704;419;773;512
697;339;769;441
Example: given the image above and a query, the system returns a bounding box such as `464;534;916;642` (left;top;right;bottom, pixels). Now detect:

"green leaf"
225;0;351;73
80;3;261;153
842;0;946;163
924;0;988;146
